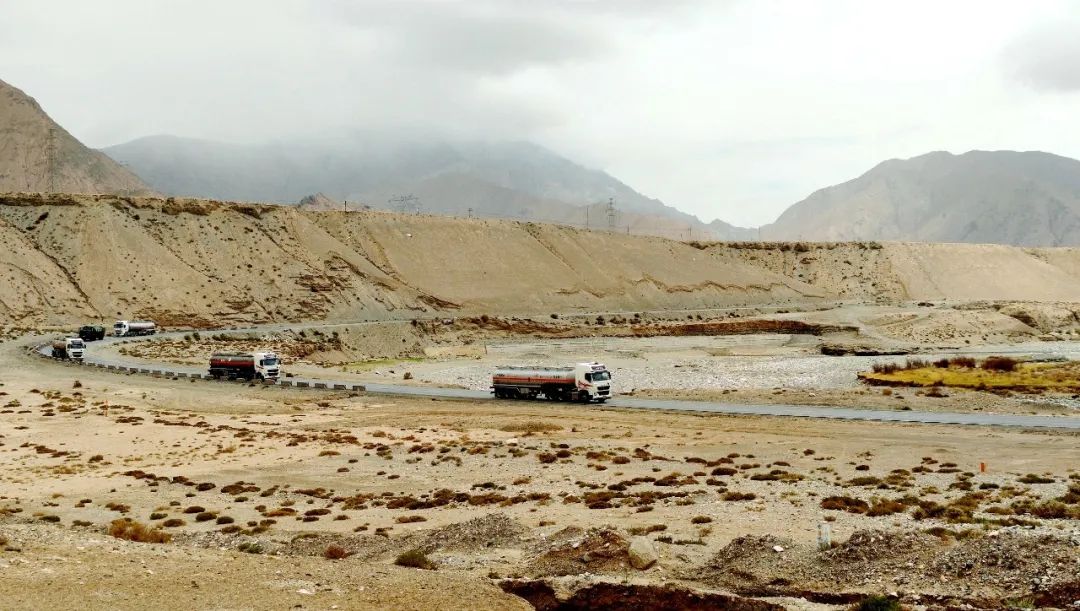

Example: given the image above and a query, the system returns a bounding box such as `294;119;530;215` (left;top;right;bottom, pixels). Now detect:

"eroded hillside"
5;194;1080;327
0;194;815;325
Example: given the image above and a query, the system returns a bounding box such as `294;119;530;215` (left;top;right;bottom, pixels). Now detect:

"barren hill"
764;151;1080;246
0;193;814;326
0;79;152;195
4;194;1080;327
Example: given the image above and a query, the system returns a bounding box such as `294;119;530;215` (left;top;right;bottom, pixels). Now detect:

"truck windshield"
589;371;611;382
260;358;279;367
70;340;84;348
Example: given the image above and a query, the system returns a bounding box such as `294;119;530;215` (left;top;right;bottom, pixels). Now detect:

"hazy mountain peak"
763;150;1080;246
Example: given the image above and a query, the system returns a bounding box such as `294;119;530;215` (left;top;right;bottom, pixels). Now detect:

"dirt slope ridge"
0;194;814;325
696;241;1080;302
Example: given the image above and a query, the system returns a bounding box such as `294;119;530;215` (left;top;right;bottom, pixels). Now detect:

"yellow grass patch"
859;361;1080;392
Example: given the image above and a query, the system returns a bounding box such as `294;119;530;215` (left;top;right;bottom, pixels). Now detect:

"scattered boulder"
628;536;659;570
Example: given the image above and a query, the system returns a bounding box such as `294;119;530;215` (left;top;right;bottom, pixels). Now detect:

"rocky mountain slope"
0;79;152;195
763;151;1080;246
103;134;750;240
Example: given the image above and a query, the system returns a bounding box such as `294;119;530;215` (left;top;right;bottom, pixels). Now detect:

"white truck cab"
51;337;85;361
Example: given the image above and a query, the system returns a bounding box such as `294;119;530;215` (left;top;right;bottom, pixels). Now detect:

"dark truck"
79;325;106;341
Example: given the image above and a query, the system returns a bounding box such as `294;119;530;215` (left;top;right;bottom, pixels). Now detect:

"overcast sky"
2;0;1079;226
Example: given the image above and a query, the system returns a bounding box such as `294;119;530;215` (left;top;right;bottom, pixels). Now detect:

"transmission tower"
389;194;420;214
606;197;616;231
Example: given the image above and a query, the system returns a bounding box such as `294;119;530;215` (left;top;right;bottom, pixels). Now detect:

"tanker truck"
51;337;85;361
113;320;157;337
492;362;611;403
208;352;281;381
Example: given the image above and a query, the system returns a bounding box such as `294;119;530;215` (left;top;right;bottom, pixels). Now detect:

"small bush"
867;499;907;517
149;512;167;520
395;515;427;523
394;549;435;570
108;519;171;543
161;518;185;528
721;491;756;502
690;516;712;524
238;541;264;554
821;496;869;514
982;356;1019;372
324;544;352;560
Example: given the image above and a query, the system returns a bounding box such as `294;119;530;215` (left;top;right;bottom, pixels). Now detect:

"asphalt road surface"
34;334;1080;431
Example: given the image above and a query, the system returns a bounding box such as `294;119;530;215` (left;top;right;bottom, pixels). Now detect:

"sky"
2;0;1079;226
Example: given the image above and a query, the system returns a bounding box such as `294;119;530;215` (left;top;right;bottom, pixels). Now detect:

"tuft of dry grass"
394;548;435;570
107;519;171;543
499;421;563;433
860;357;1080;392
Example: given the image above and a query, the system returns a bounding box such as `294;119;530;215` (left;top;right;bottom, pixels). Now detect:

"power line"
389;194;420;214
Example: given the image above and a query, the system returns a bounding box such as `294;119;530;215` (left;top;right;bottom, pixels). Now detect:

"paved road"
34;337;1080;430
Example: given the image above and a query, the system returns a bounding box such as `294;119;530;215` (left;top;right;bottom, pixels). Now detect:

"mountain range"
5;77;1080;247
103;134;751;240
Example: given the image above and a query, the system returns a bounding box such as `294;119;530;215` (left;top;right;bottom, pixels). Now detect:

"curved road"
33;331;1080;431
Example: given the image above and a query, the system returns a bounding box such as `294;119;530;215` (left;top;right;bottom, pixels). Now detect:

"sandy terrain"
1;337;1077;609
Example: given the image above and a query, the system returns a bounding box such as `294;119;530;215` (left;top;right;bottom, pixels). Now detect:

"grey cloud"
326;1;612;77
1003;19;1080;92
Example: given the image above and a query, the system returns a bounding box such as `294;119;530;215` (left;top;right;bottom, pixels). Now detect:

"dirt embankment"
693;241;1080;303
6;194;1080;328
0;194;816;326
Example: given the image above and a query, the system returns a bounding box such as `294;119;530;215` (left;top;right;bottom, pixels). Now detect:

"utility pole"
344;199;347;213
467;207;473;219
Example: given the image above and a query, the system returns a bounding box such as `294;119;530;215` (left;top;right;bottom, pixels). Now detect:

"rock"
773;545;785;552
629;536;659;570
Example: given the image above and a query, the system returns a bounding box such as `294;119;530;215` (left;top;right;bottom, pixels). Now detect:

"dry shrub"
866;499;907;517
821;496;869;514
871;362;899;375
396;515;427;523
394;549;435;570
324;544;352;560
721;491;756;502
981;356;1019;372
499;421;562;433
108;519;171;543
